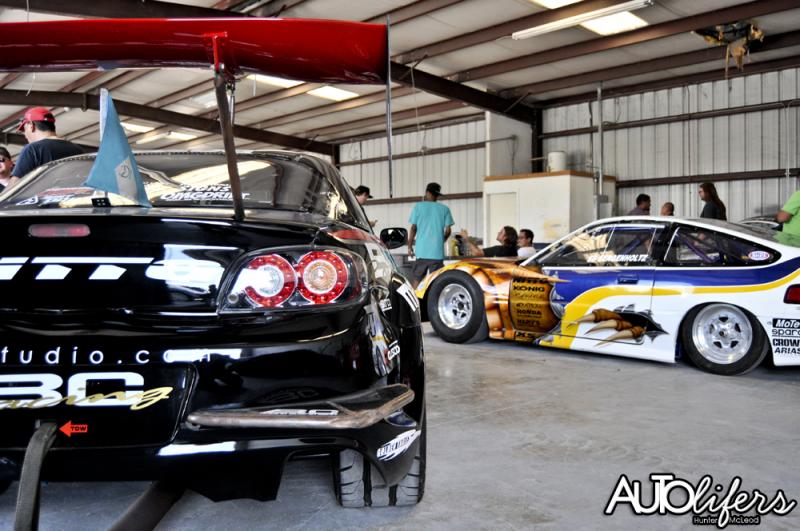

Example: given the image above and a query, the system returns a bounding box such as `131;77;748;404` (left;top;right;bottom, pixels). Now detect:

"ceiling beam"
450;0;800;83
389;62;536;123
308;101;467;138
502;30;800;100
0;0;245;18
244;0;309;17
543;55;800;107
366;0;463;24
394;0;631;64
0;89;334;155
0;73;22;89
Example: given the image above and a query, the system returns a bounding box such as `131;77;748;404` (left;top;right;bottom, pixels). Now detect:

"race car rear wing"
0;18;389;221
0;18;387;83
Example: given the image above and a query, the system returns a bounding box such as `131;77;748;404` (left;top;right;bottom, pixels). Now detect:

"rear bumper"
0;384;422;501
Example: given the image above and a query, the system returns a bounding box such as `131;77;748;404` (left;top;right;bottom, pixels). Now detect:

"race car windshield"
0;152;351;220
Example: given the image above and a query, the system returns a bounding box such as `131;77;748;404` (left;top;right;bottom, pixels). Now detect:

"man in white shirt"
517;229;535;258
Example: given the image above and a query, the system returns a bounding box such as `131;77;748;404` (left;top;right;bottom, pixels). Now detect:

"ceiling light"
167;131;198;141
136;132;168;145
246;74;303;88
515;0;653;40
122;122;155;134
307;86;359;102
580;11;648;35
531;0;580;7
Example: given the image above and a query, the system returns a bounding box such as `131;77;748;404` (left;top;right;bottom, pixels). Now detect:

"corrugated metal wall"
338;120;486;249
543;67;800;220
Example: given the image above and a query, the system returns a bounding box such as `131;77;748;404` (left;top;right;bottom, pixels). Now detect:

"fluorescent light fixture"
515;0;653;40
580;11;648;35
121;122;155;134
531;0;579;7
246;74;303;88
307;86;359;101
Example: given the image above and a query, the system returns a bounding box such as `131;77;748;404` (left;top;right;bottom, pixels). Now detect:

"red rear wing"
0;18;388;83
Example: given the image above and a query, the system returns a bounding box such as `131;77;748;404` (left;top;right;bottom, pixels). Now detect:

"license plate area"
0;365;194;448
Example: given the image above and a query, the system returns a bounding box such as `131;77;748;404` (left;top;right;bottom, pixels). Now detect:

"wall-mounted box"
483;171;616;245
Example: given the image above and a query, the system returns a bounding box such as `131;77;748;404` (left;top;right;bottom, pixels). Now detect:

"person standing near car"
354;185;377;228
628;193;651;215
408;182;453;288
698;182;727;220
8;107;83;186
777;189;800;237
0;147;14;191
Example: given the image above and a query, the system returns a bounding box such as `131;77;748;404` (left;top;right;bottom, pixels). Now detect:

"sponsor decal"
376;429;421;461
747;250;771;261
0;372;173;411
396;282;419;312
509;278;559;333
379;298;392;313
160;184;251;202
59;420;89;437
386;340;401;361
771;319;800;354
586;252;649;264
604;474;796;529
259;408;339;416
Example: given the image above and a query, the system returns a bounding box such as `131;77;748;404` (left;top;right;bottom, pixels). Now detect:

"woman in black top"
460;226;518;257
699;182;727;220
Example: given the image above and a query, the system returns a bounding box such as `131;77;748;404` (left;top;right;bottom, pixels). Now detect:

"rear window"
0;152;356;222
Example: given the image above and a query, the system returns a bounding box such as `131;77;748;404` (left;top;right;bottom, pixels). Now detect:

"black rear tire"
681;303;769;376
334;417;425;507
426;270;488;344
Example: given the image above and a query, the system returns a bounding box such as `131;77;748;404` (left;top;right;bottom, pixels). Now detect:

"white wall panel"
543;67;800;219
339;120;486;244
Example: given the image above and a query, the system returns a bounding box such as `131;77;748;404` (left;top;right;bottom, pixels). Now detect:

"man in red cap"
8;107;83;186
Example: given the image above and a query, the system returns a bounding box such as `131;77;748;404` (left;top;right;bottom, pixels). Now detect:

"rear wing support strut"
208;32;246;222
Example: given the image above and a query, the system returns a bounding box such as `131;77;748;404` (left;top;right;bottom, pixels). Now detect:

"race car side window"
539;225;662;267
664;227;777;266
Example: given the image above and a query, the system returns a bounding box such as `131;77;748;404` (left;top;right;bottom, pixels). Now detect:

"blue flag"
84;89;151;207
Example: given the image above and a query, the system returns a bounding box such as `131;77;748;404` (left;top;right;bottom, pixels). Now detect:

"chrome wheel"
437;283;473;330
691;304;753;365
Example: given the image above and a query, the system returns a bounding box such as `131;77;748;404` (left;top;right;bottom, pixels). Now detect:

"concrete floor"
1;323;799;530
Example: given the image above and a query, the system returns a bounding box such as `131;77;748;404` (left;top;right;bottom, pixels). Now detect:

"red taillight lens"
784;285;800;304
29;224;90;238
242;254;296;308
223;248;365;312
296;251;348;304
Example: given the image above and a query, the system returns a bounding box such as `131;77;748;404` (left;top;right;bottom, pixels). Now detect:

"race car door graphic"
529;222;667;349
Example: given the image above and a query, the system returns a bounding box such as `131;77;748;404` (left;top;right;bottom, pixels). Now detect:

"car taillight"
784;285;800;304
222;248;366;312
297;251;348;304
242;255;297;308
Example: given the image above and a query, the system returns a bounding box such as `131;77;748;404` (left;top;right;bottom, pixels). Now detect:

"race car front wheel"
334;417;425;507
681;303;768;376
427;270;488;343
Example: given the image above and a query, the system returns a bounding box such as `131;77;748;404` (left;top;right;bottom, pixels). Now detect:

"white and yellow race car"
417;216;800;376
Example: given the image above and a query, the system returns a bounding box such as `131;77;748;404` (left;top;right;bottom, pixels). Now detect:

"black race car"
0;150;425;507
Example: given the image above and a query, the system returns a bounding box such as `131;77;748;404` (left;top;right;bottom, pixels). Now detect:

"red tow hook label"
59;421;88;437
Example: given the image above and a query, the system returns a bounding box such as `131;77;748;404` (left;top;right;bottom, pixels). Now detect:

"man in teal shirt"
408;182;454;287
